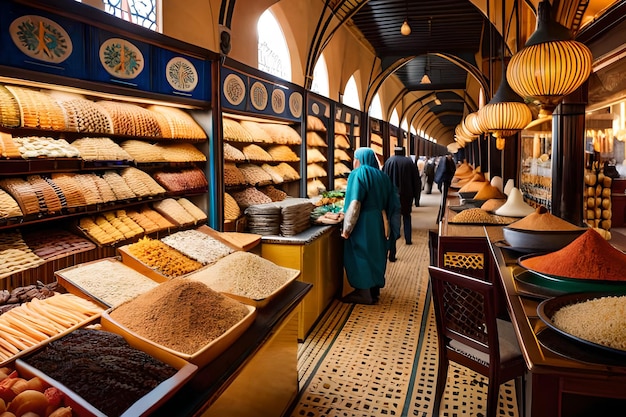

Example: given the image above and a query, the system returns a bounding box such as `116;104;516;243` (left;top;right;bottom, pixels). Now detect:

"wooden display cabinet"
260;225;343;341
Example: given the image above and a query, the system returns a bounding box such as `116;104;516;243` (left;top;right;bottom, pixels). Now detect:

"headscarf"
354;147;379;169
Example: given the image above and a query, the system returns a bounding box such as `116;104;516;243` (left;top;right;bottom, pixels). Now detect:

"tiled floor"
290;190;520;417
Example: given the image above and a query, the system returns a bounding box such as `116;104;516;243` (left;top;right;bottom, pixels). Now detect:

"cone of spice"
519;228;626;280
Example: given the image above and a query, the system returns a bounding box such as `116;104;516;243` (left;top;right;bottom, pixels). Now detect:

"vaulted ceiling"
311;0;622;145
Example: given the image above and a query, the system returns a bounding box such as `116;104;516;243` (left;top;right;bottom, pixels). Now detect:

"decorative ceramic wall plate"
166;57;198;92
289;92;303;118
99;37;144;79
10;15;72;64
250;81;268;111
271;89;286;114
311;103;320;115
223;74;245;106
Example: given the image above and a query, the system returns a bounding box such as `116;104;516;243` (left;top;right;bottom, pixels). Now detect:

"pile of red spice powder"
520;228;626;280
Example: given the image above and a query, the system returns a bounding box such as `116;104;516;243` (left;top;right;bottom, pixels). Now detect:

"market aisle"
291;189;520;417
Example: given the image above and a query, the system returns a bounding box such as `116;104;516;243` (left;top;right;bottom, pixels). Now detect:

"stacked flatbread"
223;117;254;142
54;95;113;133
0;230;44;279
224;143;246;162
224;192;242;220
258;123;302;145
72;137;133;161
224;163;247;186
242;144;273;162
153;198;198;226
239;163;274;186
307;115;326;132
334;134;350;149
98;101;162;137
6;85;66;131
307;147;327;163
307;163;327;179
149;105;207;140
240;120;273;143
120;167;166;197
154;143;206;162
0;85;21;128
306;131;327;147
267;145;300;162
261;164;285;184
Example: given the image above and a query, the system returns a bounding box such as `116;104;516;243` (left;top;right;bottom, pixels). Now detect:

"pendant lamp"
477;72;533;150
506;0;593;117
463;111;483;136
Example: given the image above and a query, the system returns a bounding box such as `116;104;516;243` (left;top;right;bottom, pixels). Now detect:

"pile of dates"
0;282;61;315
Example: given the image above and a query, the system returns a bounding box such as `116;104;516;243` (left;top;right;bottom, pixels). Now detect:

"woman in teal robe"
341;147;400;304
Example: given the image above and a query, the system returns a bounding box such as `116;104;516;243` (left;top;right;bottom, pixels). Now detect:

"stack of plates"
245;203;281;235
279;198;314;236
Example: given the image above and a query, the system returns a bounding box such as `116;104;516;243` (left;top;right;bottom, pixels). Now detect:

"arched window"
311;55;329;98
343;75;360;110
401;119;409;133
390;109;400;127
369;93;383;119
79;0;159;31
257;10;291;81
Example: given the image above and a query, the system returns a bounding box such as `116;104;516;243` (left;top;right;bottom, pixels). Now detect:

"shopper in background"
341;147;400;305
434;153;456;223
416;157;426;190
424;157;436;194
382;146;421;262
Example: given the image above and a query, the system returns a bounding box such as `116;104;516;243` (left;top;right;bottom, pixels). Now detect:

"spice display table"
152;280;311;417
486;227;626;416
260;225;343;340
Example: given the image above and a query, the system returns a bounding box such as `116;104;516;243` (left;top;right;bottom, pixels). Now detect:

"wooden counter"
485;227;626;416
152;280;311;417
261;225;343;340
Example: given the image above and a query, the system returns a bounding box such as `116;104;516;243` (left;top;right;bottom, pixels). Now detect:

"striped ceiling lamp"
477;73;533;150
464;112;483;136
506;0;593;117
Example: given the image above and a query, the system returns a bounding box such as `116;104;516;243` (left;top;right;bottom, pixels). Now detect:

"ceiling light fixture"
401;1;411;36
506;0;593;117
401;19;411;36
421;55;431;84
477;0;532;150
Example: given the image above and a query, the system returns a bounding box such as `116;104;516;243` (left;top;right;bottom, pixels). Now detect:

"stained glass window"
76;0;158;31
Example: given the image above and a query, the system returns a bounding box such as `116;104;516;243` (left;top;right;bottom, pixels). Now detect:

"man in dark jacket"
434;153;456;223
382;146;421;261
424;157;436;194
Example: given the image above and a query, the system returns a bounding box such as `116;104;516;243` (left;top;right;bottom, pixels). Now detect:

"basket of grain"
187;251;300;308
102;278;256;367
537;292;626;356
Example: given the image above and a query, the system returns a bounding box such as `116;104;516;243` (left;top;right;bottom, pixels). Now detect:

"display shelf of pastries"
221;113;302;229
306;115;329;197
0;77;210;291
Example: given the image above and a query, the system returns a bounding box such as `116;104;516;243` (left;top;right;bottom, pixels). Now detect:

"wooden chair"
428;266;526;417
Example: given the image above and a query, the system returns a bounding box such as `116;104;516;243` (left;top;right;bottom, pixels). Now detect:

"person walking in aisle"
416;156;426;190
382;146;421;262
424;157;436;194
341;147;400;305
434;153;456;223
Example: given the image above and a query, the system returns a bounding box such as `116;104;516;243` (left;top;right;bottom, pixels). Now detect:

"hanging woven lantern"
464;112;483;136
477;73;533;150
506;0;593;117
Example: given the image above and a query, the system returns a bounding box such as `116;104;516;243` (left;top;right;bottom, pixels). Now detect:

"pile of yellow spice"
127;236;202;277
